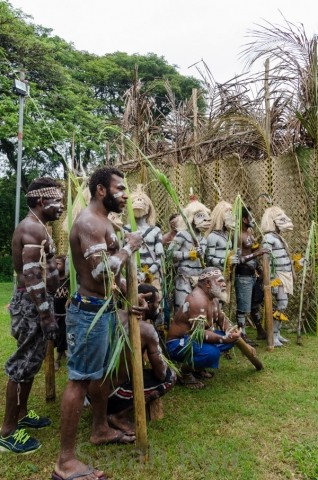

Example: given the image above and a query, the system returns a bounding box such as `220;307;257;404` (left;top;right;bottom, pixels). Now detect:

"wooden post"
192;88;198;164
44;340;56;401
263;253;274;350
148;398;164;420
126;254;148;461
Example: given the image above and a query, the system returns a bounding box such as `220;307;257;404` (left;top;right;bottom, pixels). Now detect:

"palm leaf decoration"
179;314;208;366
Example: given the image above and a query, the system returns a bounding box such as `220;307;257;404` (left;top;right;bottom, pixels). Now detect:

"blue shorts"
235;275;256;313
66;302;116;381
166;331;234;369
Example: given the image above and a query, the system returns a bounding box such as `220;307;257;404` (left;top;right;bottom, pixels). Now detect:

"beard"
210;284;228;303
103;193;121;213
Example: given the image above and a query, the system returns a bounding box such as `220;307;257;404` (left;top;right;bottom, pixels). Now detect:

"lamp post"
13;70;29;228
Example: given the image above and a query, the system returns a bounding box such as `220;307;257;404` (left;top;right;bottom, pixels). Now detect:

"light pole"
13;70;29;228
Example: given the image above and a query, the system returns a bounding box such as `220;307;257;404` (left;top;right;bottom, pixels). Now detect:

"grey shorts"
5;291;50;383
235;275;256;313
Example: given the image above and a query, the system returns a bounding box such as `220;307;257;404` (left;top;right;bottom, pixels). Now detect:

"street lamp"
13;71;29;228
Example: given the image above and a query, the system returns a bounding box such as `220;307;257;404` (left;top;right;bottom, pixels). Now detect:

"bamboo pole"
262;253;274;350
235;338;264;371
126;254;148;462
44;340;56;401
192;88;198;164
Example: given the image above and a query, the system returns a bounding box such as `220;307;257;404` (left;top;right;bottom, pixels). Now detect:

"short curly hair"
89;167;124;197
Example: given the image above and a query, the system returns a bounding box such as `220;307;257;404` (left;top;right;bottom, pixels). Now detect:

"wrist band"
123;245;132;256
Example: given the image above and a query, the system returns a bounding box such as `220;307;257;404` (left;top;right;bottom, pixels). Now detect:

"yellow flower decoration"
141;265;154;283
251;242;259;251
292;253;303;272
270;278;282;287
188;249;198;261
273;310;289;322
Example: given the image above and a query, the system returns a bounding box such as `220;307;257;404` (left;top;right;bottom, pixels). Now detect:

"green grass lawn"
1;281;318;479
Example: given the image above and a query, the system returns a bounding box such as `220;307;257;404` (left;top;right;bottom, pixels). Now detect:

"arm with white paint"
21;224;57;339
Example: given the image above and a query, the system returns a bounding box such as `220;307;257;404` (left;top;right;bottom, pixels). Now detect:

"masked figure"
168;199;211;312
206;201;237;271
127;185;164;292
261;206;294;347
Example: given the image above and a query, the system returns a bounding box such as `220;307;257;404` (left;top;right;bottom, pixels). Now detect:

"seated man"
87;284;176;434
166;267;241;389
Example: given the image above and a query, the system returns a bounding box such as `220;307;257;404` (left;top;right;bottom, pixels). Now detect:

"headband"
26;187;62;199
198;269;222;281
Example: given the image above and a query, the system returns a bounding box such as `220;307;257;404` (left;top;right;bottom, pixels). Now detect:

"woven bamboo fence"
52;150;316;330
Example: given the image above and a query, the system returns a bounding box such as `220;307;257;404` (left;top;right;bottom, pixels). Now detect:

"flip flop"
52;466;107;480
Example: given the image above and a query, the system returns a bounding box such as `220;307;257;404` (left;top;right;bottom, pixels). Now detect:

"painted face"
43;193;64;220
223;209;235;231
146;292;161;322
209;273;228;302
103;175;127;214
132;195;150;219
169;216;179;232
246;215;255;229
193;210;212;232
55;258;65;276
274;212;294;233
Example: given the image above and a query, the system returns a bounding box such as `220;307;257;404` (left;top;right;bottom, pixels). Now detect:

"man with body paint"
168;199;212;313
0;177;64;454
261;206;295;347
53;167;144;480
166;267;242;389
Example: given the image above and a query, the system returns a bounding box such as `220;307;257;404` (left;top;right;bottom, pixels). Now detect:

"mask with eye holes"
177;200;211;233
274;212;294;233
260;206;294;234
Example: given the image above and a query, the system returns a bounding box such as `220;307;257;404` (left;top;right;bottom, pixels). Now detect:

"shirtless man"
53;167;144;480
166;267;241;388
97;284;176;433
235;207;269;344
0;177;64;454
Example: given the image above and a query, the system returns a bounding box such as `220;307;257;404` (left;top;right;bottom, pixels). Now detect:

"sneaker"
0;428;41;454
18;410;51;429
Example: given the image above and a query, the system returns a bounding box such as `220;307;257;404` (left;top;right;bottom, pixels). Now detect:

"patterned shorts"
5;291;51;383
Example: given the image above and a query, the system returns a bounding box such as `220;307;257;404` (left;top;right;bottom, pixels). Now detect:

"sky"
7;0;318;82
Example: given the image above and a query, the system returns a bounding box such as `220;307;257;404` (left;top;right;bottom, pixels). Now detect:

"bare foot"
54;459;105;480
90;426;135;445
108;414;135;436
179;372;205;390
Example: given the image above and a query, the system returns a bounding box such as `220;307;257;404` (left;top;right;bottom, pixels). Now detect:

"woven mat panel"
148;162;176;230
51;210;69;256
199;161;219;210
217;156;249;204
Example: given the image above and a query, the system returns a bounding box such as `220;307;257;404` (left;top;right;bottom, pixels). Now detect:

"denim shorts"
66;302;116;381
235;275;256;313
